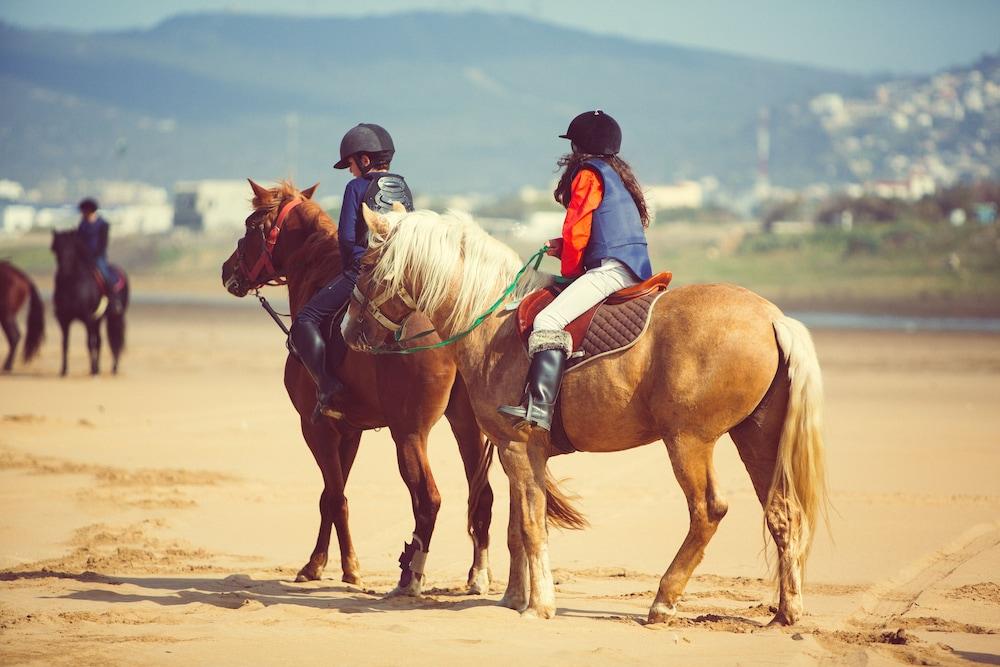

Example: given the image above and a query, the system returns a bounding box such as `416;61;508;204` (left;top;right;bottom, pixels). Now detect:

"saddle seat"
516;271;672;372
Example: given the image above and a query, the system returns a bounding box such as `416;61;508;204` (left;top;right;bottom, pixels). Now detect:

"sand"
1;301;999;665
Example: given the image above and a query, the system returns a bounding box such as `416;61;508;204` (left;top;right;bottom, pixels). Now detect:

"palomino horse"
344;207;827;625
0;261;45;372
220;180;502;594
50;230;129;376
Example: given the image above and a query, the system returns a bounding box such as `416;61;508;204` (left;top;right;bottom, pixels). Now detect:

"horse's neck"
284;227;341;316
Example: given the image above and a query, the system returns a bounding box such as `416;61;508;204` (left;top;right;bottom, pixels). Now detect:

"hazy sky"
2;0;998;75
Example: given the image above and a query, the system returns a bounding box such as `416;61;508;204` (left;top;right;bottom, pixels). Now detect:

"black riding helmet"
559;110;622;155
78;197;99;213
333;123;395;170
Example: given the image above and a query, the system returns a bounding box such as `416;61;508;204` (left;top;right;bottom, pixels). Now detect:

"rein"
363;245;547;355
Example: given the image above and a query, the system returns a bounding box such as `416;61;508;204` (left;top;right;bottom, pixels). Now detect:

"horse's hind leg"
1;315;19;372
86;319;101;375
729;365;803;625
649;433;729;624
444;373;494;594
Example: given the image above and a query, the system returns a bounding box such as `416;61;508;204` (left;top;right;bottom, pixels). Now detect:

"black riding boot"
497;330;570;432
288;320;346;419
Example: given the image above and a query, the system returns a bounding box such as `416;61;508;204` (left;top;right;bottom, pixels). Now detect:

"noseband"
239;197;303;288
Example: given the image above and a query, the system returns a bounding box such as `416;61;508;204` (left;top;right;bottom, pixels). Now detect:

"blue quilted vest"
577;159;652;280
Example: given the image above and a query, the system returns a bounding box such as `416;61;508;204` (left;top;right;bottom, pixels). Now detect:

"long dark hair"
553;153;650;228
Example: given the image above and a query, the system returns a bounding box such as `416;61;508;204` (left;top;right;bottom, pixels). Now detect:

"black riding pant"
291;272;356;370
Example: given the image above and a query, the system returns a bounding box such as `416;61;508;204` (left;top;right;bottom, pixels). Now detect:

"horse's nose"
224;274;243;295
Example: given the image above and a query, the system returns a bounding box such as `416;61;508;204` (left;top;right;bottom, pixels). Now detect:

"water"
789;311;1000;333
57;292;1000;334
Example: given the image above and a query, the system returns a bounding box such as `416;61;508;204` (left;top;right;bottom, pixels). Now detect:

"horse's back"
560;282;784;448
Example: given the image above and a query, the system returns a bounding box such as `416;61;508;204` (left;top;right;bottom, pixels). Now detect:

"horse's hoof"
767;611;797;627
387;584;421;598
341;573;362;586
647;602;677;625
520;605;555;619
498;595;527;612
467;569;490;595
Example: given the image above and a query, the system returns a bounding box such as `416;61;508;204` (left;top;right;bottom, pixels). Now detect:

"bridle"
351;281;419;335
237;197;303;288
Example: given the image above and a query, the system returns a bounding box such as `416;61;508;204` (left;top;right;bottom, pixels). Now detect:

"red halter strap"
266;197;303;253
244;197;303;287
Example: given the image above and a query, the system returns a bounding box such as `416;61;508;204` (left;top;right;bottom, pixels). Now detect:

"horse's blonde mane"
369;210;550;334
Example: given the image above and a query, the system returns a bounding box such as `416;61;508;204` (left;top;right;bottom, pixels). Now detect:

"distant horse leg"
296;416;360;584
86;320;101;375
388;427;442;596
1;315;19;372
499;437;555;618
59;319;70;377
496;440;529;612
648;434;729;624
730;369;803;625
444;374;494;594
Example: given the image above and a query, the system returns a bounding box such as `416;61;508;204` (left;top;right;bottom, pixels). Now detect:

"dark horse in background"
50;230;129;376
0;260;45;372
220;180;493;595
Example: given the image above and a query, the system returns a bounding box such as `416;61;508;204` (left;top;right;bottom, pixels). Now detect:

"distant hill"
1;11;878;195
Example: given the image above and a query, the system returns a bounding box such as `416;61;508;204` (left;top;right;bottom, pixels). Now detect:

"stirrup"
497;396;554;432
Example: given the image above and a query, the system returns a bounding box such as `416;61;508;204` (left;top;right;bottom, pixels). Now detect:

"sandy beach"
1;301;999;665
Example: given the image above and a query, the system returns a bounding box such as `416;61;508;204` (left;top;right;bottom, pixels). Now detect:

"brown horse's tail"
23;281;45;362
545;468;589;530
768;316;829;571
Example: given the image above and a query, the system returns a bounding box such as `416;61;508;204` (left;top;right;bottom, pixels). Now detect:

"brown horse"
220;180;495;594
0;261;45;372
344;207;828;625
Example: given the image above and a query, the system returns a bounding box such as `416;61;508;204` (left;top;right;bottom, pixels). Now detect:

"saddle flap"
516;271;672;350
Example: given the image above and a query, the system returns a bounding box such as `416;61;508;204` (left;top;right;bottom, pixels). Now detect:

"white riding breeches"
533;259;639;332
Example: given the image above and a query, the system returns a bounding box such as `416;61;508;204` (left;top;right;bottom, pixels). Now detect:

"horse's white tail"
768;316;828;570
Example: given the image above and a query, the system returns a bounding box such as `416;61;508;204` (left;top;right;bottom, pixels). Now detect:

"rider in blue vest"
499;110;652;431
76;198;123;313
288;123;413;419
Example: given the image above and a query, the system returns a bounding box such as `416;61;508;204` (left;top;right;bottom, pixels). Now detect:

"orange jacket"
554;168;603;278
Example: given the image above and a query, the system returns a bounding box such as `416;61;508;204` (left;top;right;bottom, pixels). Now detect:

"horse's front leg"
59;318;70;377
497;438;555;618
86;319;101;375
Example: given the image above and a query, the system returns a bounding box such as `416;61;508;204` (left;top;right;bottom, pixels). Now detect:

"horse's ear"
391;200;407;213
300;183;319;200
248;179;269;200
362;203;389;237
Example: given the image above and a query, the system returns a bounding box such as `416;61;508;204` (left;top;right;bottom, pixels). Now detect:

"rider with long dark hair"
499;110;652;431
288;123;414;418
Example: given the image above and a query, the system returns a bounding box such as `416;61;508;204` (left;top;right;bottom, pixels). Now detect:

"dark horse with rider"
50;198;130;376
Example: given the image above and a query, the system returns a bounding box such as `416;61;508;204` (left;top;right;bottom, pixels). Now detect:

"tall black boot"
498;329;570;432
288;320;346;419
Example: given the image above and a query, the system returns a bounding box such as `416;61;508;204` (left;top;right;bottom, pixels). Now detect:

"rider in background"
288;123;414;418
76;198;122;313
499;110;652;431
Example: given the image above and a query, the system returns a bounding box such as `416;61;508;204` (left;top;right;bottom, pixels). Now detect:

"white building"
647;180;704;210
0;204;35;236
173;180;251;233
0;179;26;201
105;204;174;235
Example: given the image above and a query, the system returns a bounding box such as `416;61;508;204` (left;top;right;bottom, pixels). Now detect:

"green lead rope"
371;244;548;355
